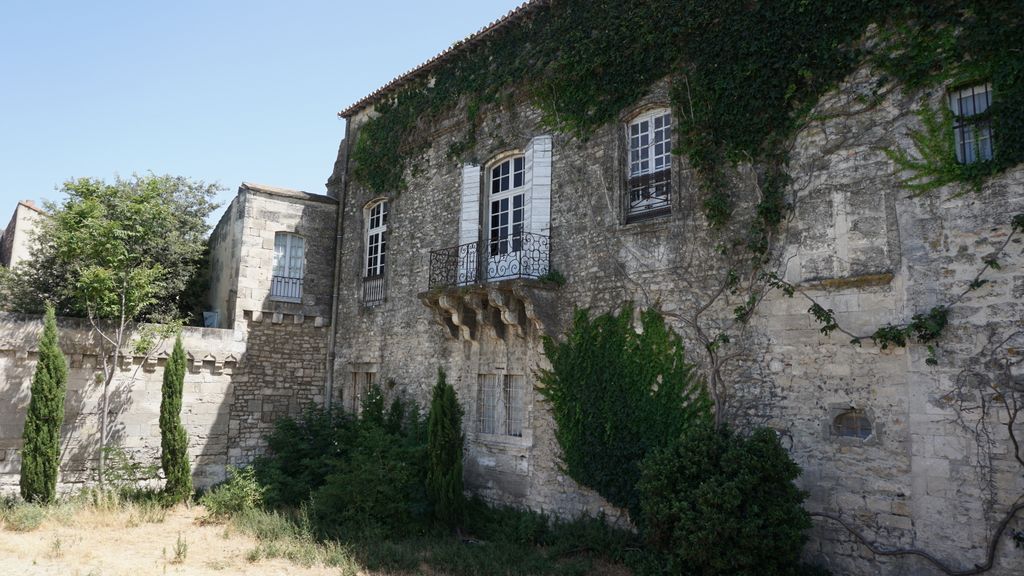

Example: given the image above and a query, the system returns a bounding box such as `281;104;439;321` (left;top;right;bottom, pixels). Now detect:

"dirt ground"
0;505;343;576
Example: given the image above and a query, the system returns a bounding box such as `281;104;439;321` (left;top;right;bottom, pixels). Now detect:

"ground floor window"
477;373;525;437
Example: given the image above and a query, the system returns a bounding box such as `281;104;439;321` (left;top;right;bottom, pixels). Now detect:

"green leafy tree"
427;368;465;528
539;304;711;518
8;174;219;486
20;304;68;503
160;335;191;502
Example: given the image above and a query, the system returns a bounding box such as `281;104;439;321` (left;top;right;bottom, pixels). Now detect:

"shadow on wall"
0;313;243;493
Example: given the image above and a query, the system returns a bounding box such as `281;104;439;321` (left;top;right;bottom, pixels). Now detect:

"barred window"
478;373;525;437
271;232;304;301
626;109;672;222
949;84;993;164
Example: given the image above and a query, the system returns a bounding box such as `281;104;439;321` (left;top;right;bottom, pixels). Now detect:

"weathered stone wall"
332;64;1024;574
227;312;329;466
0;313;242;492
0;201;44;269
206;193;244;328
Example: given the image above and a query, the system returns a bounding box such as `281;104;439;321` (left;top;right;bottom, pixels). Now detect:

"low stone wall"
0;310;328;494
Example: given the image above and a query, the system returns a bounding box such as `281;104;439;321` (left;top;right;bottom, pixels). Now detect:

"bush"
311;394;428;536
2;502;47;532
427;368;465;528
201;466;265;520
638;425;811;576
539;305;710;517
254;406;357;508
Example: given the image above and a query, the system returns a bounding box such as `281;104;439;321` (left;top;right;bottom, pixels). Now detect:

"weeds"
3;502;46;531
172;532;188;564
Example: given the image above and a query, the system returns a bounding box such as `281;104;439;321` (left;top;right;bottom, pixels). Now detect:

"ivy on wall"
349;0;1022;230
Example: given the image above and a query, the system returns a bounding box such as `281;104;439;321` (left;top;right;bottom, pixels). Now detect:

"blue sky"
0;0;524;223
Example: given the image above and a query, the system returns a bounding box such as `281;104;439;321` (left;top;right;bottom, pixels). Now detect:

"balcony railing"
429;232;550;289
270;275;303;301
363;274;386;306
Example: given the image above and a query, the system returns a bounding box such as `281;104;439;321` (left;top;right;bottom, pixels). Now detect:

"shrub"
311;407;428;536
638;425;811;576
20;304;68;504
201;466;265;520
427;368;465;528
539;304;711;517
2;502;47;532
254;406;357;508
160;335;192;502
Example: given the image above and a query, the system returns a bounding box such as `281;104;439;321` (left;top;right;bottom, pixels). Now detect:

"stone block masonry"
0;310;329;493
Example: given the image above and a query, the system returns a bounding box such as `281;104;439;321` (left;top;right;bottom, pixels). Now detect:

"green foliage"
254;406;356;509
7;173;220;322
159;335;191;502
427;368;465;528
638;425;811;576
350;1;879;225
20;304;68;504
311;420;428;536
3;502;47;532
539;304;711;518
254;397;429;536
537;269;567;287
875;1;1024;182
200;466;265;520
883;105;993;193
97;445;160;497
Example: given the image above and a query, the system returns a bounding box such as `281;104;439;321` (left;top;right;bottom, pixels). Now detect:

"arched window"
271;232;304;301
363;199;388;306
832;410;872;440
626;108;672;222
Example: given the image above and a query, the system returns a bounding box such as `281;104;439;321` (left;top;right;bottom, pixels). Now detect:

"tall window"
626;109;672;222
477;373;525;438
949;83;993;164
363;200;388;306
271;232;304;301
489;156;525;257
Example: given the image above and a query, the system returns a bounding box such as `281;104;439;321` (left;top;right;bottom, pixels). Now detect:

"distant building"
0;200;44;269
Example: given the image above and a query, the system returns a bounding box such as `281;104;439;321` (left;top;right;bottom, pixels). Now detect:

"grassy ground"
0;496;633;576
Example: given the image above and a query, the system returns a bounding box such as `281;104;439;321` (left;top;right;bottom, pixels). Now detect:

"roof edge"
338;0;545;119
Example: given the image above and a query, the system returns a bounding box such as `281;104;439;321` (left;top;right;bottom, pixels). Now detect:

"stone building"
0;200;44;269
323;3;1024;575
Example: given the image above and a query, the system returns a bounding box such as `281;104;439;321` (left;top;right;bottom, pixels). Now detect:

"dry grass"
0;500;356;576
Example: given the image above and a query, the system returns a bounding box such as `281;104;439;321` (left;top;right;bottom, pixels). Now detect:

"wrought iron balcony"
362;273;386;306
428;232;550;289
270;275;303;301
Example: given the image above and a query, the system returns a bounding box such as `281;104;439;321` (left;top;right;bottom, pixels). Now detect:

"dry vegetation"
0;498;358;576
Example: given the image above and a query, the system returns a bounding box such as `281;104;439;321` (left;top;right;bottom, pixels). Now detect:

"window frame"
486;155;526;258
477;372;527;439
948;83;994;165
625;108;673;223
362;199;389;306
271;232;305;302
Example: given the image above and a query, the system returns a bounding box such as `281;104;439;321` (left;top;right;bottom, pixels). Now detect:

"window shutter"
459;164;481;246
523;135;552;236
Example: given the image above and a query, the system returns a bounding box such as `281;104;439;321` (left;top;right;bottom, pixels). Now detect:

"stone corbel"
487;288;525;339
438;293;477;342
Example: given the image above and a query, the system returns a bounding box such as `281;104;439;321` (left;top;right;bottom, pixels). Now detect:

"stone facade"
0;200;44;269
206;182;336;464
328;46;1024;576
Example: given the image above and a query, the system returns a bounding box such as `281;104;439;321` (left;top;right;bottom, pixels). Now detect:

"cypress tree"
160;335;191;502
20;304;68;503
426;368;464;528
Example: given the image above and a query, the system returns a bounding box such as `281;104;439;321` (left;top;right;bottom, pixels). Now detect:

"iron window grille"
477;373;525;437
626;110;672;222
949;83;994;164
271;233;304;301
363;200;388;306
